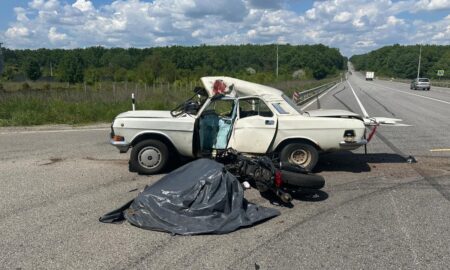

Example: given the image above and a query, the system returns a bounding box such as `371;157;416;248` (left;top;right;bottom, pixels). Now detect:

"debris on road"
100;159;280;235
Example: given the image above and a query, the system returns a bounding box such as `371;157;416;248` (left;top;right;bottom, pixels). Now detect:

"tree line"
350;44;450;79
0;44;346;84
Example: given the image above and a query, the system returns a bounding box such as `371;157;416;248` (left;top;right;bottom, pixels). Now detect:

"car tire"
130;139;169;174
280;143;319;172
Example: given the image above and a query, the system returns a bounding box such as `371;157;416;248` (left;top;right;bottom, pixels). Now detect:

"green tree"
25;58;42;81
58;53;85;83
430;51;450;79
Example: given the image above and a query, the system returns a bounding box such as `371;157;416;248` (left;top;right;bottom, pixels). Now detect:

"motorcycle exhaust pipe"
275;188;293;203
280;170;325;189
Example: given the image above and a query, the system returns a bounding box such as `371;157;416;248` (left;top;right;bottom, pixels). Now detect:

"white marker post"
131;93;136;111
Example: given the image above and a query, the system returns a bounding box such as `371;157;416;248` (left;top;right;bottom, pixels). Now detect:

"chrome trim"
339;139;368;149
110;139;130;153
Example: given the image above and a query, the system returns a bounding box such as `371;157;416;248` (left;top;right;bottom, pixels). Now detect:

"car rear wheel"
280;143;319;172
130;139;169;174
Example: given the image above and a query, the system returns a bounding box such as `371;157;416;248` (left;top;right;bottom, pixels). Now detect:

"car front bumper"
110;139;130;153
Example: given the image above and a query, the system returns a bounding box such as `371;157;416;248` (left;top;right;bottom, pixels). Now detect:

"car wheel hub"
289;149;310;166
138;146;162;169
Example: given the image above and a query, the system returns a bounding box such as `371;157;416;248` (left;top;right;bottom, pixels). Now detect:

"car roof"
201;76;284;99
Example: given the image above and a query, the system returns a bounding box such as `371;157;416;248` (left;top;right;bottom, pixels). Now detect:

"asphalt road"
1;73;449;269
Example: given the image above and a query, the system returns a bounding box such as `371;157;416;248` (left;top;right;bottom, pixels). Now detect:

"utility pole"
276;44;279;78
417;44;422;79
0;42;4;76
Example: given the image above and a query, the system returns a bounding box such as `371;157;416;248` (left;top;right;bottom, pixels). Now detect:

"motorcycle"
216;149;325;203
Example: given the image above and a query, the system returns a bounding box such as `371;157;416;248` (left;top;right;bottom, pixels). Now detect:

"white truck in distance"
365;71;374;81
110;77;369;174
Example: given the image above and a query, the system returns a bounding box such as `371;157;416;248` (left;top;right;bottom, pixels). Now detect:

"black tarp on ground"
100;159;280;235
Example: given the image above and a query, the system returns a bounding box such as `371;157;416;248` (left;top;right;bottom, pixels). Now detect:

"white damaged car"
110;76;368;174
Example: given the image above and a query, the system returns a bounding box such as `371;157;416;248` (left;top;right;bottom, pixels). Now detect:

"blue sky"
0;0;449;56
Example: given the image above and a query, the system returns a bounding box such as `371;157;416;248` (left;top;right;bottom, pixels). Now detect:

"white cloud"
72;0;93;12
14;7;30;22
1;0;449;55
5;26;30;38
48;26;67;44
334;12;352;23
416;0;450;10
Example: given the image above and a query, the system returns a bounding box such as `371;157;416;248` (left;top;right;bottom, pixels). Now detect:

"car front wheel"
280;143;319;172
130;139;169;174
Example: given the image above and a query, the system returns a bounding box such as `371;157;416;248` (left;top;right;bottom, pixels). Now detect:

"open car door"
228;97;277;154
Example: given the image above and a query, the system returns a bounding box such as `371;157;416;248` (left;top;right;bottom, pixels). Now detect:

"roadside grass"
0;77;339;126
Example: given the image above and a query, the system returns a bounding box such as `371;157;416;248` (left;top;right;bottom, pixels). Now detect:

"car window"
203;99;235;117
239;98;273;118
419;78;429;82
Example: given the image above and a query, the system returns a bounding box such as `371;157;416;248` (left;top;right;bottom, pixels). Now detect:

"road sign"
437;70;444;76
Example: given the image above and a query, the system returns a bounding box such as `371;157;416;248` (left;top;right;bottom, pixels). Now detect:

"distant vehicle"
365;71;374;81
410;78;430;91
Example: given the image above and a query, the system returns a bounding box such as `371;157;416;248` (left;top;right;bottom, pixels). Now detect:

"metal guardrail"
294;81;339;105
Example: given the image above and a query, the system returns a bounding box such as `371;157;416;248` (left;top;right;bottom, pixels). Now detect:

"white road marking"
347;80;369;118
429;149;450;152
301;83;339;110
0;128;109;135
365;81;450;105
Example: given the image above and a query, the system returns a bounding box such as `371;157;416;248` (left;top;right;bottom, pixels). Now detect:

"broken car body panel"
111;76;367;171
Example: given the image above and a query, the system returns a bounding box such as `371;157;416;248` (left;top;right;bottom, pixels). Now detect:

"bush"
22;82;31;90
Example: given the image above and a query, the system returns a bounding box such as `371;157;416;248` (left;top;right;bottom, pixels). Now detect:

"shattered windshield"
282;94;303;114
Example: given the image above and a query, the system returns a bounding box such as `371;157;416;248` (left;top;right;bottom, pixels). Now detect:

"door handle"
265;120;274;125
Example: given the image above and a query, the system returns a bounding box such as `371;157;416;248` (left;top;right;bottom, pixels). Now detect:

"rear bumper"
339;139;368;150
415;84;430;89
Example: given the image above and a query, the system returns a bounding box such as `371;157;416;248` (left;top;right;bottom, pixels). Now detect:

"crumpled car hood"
304;109;363;120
